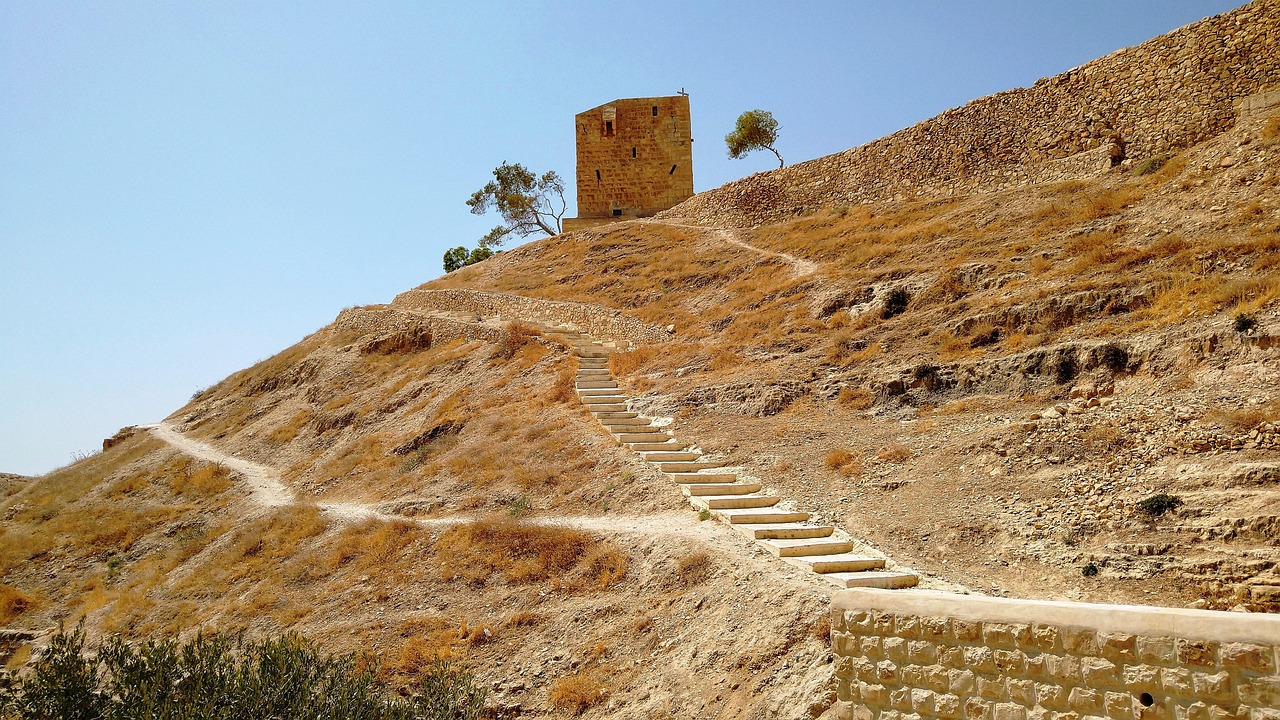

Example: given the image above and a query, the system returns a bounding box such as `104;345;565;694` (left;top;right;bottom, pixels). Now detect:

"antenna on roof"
677;87;688;96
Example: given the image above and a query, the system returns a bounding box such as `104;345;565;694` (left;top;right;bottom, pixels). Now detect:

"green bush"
1234;312;1257;333
1132;156;1167;176
0;624;486;720
1136;493;1183;518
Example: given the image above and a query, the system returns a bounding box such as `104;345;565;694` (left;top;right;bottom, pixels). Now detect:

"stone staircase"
548;328;918;590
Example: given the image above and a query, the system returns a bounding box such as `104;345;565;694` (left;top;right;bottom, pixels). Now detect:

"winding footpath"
647;220;819;276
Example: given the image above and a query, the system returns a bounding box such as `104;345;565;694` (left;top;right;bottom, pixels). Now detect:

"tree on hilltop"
443;245;494;273
726;109;784;167
466;162;567;249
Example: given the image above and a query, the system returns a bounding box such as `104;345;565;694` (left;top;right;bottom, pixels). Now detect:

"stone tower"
562;95;693;232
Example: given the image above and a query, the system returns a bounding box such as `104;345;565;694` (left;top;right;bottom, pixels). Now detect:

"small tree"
726;109;783;167
467;162;567;248
443;246;469;273
442;246;496;274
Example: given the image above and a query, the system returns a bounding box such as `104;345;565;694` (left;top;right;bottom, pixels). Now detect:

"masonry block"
1100;632;1139;662
1138;637;1178;665
1081;656;1120;687
1178;640;1220;668
1221;643;1274;673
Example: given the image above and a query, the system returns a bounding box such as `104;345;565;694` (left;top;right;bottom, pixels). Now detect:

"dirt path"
649;220;818;276
143;422;715;538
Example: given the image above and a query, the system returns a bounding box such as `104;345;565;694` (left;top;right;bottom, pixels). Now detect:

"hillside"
3;3;1280;718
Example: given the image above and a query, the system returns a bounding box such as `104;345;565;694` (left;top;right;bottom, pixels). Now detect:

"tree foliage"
0;624;487;720
443;246;495;273
725;109;784;167
466;162;566;248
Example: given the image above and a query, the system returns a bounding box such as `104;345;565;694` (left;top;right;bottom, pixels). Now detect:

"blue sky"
0;1;1244;475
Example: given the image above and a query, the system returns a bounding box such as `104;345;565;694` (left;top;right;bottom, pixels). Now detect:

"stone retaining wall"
333;306;505;345
662;0;1280;226
831;589;1280;720
392;288;670;345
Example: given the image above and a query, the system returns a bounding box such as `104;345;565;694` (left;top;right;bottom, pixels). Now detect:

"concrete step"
576;368;611;375
700;494;780;510
581;395;626;405
682;482;762;496
736;523;835;540
576;380;618;390
600;416;650;426
638;451;702;462
588;403;628;413
577;357;608;365
821;571;919;590
718;509;810;524
789;554;885;573
601;420;655;430
575;352;608;359
615;432;671;443
761;537;854;557
655;460;727;473
578;388;622;397
594;411;638;420
667;473;737;484
629;440;690;451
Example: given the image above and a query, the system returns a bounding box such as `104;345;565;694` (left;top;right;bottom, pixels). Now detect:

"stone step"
761;537;854;557
615;432;672;443
820;571;919;590
588;404;628;413
576;380;618;390
655;460;727;473
718;509;810;524
789;554;885;573
577;357;608;365
575;352;608;359
699;494;780;510
638;451;702;462
667;473;737;484
629;440;690;451
576;368;611;375
578;388;622;397
577;373;612;381
594;411;638;420
581;395;626;405
682;482;762;496
735;523;835;540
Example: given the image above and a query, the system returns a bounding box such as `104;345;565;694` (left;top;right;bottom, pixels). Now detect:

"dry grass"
549;668;612;715
876;444;912;463
169;462;233;496
434;519;627;589
0;584;37;624
811;612;832;647
491;321;541;361
1209;402;1280;432
824;449;863;476
838;387;873;410
548;362;576;404
327;519;432;574
675;550;712;586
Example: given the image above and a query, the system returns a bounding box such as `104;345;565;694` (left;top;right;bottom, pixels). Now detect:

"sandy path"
649;220;818;276
143;423;714;537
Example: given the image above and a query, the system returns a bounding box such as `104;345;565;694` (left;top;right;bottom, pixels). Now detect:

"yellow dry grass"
434;518;627;590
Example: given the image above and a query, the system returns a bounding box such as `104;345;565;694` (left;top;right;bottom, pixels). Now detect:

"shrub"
1136;493;1183;518
1234;312;1257;333
877;444;912;463
0;624;486;720
1081;563;1099;577
1132;156;1167;176
697;508;711;521
491;322;540;361
881;288;910;319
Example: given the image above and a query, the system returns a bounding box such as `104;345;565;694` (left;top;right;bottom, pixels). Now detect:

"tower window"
632;147;636;158
595;169;601;183
612;209;623;217
652;106;658;116
669;164;677;174
605;120;614;136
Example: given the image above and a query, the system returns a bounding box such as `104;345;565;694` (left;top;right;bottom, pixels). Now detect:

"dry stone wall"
333;306;505;345
662;0;1280;226
392;288;671;345
832;589;1280;720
